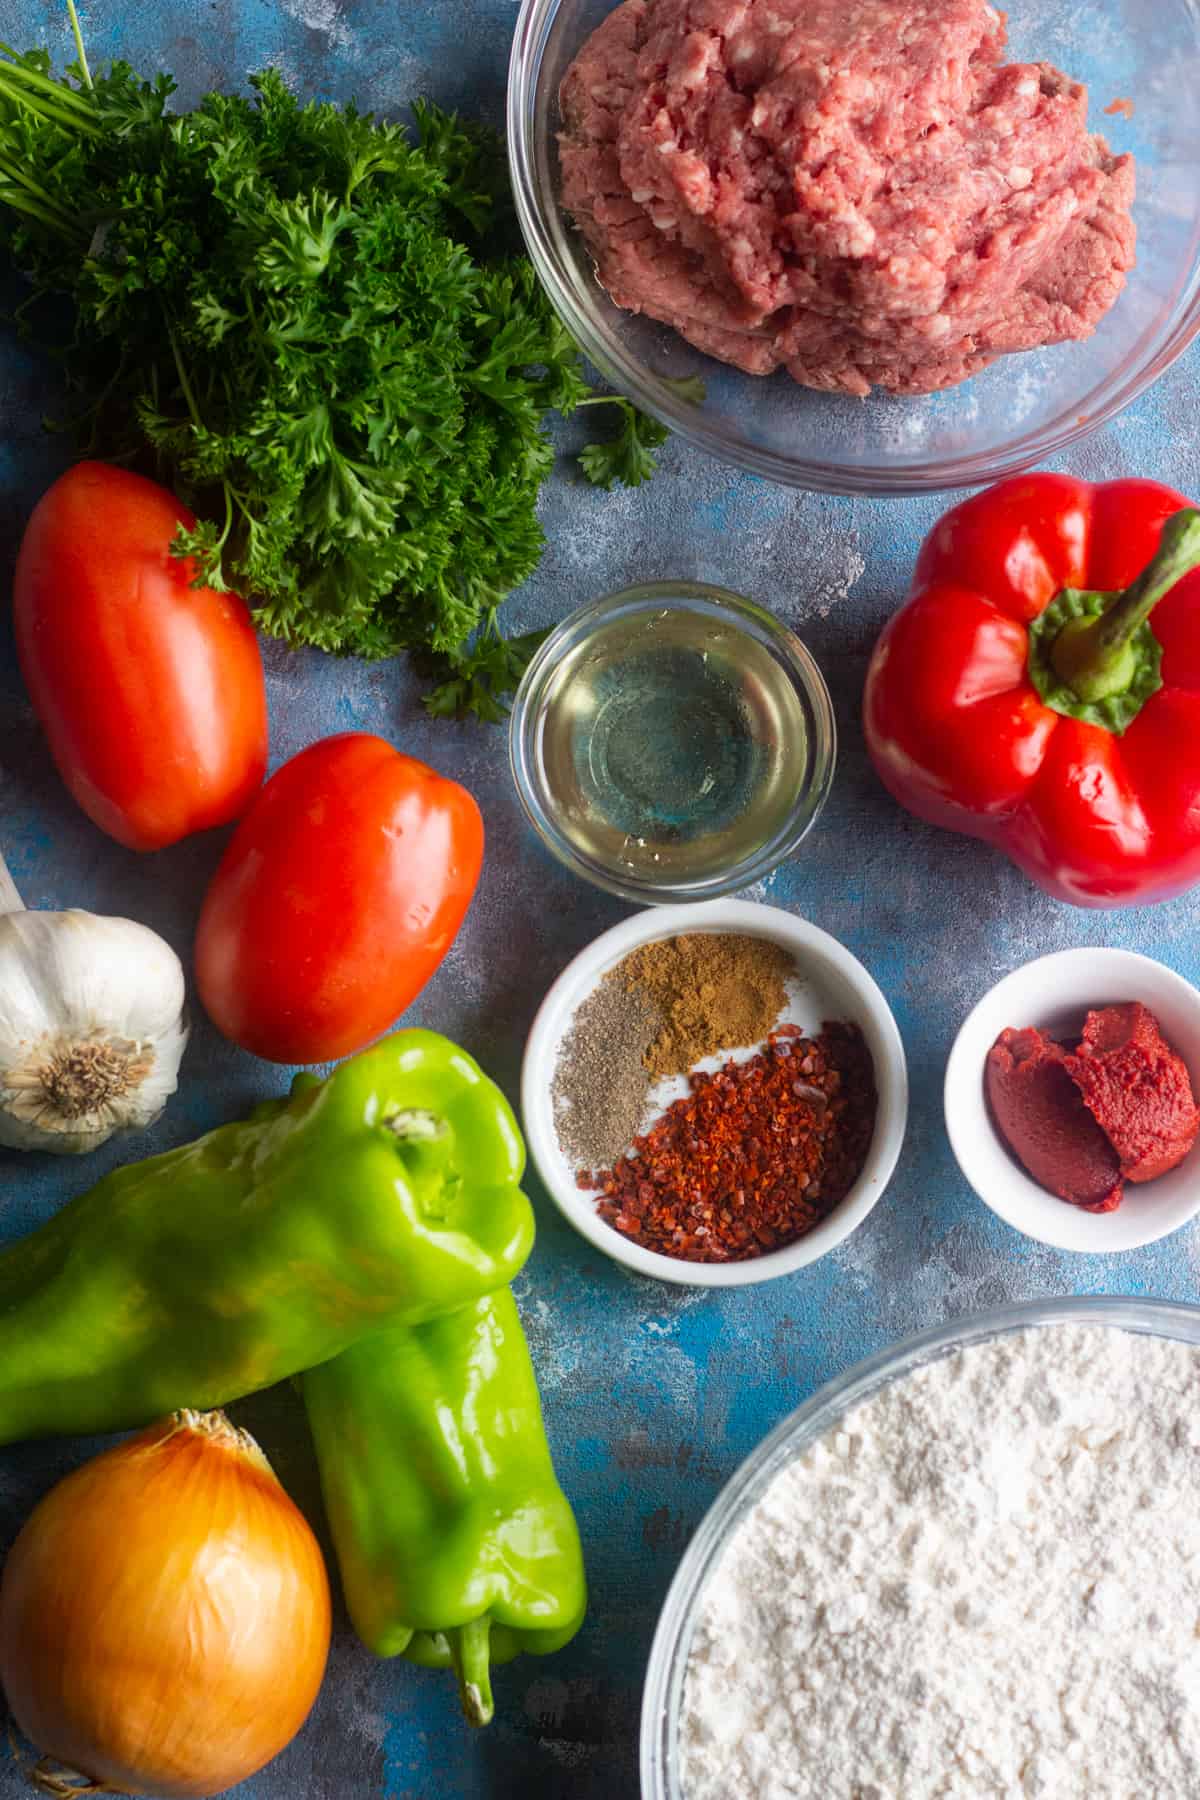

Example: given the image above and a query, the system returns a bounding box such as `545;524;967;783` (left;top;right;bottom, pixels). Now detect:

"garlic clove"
0;911;189;1155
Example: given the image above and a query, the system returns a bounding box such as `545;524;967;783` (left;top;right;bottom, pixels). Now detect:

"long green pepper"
0;1031;532;1442
302;1286;587;1726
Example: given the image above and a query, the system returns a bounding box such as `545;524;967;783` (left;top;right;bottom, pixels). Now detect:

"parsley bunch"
0;11;677;717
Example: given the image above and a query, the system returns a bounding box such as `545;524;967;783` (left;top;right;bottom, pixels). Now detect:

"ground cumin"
620;933;792;1080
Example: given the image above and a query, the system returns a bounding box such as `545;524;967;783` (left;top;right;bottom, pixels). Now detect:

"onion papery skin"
0;1410;331;1798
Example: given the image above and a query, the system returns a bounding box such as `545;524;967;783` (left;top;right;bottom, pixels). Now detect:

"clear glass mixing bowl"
640;1294;1200;1798
508;0;1200;496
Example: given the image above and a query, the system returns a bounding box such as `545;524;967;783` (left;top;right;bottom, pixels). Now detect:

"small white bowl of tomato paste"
946;949;1200;1253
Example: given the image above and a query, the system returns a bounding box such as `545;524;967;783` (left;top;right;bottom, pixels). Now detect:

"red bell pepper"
864;474;1200;908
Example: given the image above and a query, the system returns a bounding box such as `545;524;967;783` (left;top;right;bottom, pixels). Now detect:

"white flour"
679;1324;1200;1799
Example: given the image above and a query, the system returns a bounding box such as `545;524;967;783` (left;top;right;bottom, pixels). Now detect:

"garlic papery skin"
0;910;189;1155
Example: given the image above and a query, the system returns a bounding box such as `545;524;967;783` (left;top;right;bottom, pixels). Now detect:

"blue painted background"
1;3;1198;1796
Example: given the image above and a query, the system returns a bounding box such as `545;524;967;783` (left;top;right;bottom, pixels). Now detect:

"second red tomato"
195;733;484;1063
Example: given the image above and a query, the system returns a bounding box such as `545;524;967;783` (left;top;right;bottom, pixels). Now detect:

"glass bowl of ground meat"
508;0;1200;495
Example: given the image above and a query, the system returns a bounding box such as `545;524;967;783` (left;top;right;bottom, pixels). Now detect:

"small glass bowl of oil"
509;582;836;904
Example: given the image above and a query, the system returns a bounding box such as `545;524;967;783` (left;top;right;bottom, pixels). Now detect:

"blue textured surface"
1;4;1199;1797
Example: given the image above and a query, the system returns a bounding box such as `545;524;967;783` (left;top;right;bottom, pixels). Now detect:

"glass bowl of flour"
641;1296;1200;1800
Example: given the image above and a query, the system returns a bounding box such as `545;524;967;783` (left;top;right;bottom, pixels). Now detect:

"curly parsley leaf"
577;375;703;489
579;399;671;490
421;617;551;723
0;23;679;720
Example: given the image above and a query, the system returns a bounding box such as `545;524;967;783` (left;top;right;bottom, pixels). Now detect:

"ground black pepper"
551;978;661;1173
551;932;798;1175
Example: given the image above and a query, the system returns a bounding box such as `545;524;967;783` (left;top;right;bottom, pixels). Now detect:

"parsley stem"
41;351;130;440
12;287;41;328
215;481;235;558
66;0;93;89
0;78;99;139
242;287;270;360
0;51;101;132
167;328;204;432
0;181;77;237
0;151;78;236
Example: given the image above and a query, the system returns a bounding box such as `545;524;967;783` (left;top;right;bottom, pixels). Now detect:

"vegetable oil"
535;603;815;885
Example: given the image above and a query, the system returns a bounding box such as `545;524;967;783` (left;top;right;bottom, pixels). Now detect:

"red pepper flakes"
580;1023;877;1264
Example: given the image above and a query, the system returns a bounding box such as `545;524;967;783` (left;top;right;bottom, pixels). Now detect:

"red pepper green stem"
447;1617;494;1728
1053;509;1200;703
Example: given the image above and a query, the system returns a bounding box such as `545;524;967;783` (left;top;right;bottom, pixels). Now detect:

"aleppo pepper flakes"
582;1023;877;1263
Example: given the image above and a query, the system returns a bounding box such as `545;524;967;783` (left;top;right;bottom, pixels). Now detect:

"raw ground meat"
558;0;1137;396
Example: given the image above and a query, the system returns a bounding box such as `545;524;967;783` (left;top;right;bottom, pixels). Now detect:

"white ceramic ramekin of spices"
521;899;908;1287
945;947;1200;1253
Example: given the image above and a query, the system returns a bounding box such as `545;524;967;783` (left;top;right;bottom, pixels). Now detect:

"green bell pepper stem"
301;1287;587;1726
411;1616;538;1726
1052;508;1200;703
401;1625;524;1671
384;1109;458;1216
449;1618;494;1728
0;1030;533;1444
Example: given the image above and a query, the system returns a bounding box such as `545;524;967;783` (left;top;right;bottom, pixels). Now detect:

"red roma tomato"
14;462;268;851
195;733;485;1064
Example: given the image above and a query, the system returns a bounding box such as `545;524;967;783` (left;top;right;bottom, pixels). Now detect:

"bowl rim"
639;1293;1200;1799
944;946;1200;1253
507;0;1200;498
520;897;909;1287
507;581;838;906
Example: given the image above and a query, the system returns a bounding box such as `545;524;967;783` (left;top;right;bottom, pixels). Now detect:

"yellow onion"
0;1410;332;1799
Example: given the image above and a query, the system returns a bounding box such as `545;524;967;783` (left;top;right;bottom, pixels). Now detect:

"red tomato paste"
986;1004;1199;1213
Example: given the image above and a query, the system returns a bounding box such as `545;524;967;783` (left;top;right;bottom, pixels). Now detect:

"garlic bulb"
0;853;188;1155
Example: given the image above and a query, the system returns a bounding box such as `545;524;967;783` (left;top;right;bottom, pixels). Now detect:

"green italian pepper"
0;1030;532;1443
302;1286;587;1727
